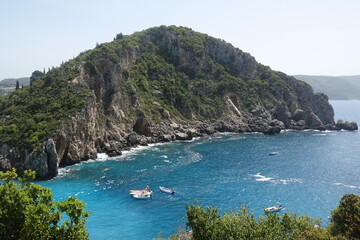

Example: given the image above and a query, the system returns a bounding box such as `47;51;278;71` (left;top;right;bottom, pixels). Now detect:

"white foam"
251;173;264;178
120;142;167;157
250;173;273;182
181;137;201;143
334;182;360;189
256;177;273;182
277;178;302;184
106;180;114;184
250;173;302;184
97;153;109;160
56;167;78;178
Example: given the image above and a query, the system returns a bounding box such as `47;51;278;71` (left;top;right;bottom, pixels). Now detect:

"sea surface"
41;100;360;240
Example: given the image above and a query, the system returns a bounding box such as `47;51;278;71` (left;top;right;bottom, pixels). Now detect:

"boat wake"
250;173;273;182
249;173;302;184
334;182;360;189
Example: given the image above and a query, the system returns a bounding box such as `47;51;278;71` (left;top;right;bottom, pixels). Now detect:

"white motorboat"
264;204;282;213
159;186;175;194
132;191;152;199
130;185;152;198
269;152;278;155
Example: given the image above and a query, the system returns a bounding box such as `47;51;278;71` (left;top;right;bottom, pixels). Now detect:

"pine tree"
15;80;19;90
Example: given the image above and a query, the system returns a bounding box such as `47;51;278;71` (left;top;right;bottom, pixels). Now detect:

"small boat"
130;185;152;198
159;186;175;194
132;191;152;199
269;152;278;155
264;204;282;213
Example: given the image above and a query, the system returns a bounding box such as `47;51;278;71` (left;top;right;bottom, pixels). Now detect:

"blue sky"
1;0;359;80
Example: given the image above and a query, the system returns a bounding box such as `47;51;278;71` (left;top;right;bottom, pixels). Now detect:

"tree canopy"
329;194;360;239
159;195;360;240
185;203;335;240
0;168;90;240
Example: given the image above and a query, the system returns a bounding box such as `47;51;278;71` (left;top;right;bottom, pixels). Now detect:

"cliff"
0;26;357;179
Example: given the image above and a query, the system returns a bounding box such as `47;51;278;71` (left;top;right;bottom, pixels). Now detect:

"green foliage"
30;70;44;84
0;62;91;153
329;194;360;239
0;168;90;240
185;202;339;240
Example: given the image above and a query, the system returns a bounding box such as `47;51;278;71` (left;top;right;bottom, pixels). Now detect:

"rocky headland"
0;26;357;179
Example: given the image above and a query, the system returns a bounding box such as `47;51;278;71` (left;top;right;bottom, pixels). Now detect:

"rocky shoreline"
0;112;357;180
106;118;358;156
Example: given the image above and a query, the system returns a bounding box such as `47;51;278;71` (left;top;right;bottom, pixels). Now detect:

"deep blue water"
41;100;360;240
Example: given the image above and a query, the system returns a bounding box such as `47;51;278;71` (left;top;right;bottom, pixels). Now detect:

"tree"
15;80;19;90
185;202;337;240
329;194;360;239
114;33;123;40
30;70;44;84
0;168;90;240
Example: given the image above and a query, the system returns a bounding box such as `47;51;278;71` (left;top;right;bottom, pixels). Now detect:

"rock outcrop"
0;26;357;179
336;120;358;131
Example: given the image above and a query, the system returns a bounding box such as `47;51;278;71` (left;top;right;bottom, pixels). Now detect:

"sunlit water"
41;100;360;240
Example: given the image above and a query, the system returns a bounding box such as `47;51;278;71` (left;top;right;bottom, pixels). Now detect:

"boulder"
160;134;174;142
336;120;358;131
175;132;192;140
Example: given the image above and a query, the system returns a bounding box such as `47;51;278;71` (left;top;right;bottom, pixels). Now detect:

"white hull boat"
159;186;175;194
132;191;152;199
130;186;152;198
264;204;282;213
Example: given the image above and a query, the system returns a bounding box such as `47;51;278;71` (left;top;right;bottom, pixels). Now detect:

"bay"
41;100;360;240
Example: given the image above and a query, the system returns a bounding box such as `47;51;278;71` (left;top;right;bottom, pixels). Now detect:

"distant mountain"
0;77;30;87
0;77;30;96
294;75;360;100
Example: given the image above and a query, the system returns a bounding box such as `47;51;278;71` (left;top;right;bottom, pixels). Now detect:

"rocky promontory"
0;26;357;179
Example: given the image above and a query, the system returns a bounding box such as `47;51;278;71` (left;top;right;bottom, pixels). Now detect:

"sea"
41;100;360;240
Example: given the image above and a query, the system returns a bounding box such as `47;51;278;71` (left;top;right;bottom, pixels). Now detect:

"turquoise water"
41;100;360;240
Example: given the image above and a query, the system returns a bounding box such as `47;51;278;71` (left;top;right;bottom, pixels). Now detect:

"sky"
1;0;359;80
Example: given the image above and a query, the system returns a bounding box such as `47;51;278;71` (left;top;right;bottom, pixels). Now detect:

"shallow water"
41;100;360;240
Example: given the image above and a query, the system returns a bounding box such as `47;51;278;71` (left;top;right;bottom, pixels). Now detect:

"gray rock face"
45;139;58;178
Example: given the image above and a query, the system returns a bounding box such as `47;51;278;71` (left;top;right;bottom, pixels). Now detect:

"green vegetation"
159;194;360;240
0;61;91;153
0;168;90;240
329;194;360;239
74;25;284;121
184;203;336;240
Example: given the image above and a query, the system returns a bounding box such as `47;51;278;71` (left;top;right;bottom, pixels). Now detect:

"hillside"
0;26;356;179
294;75;360;100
